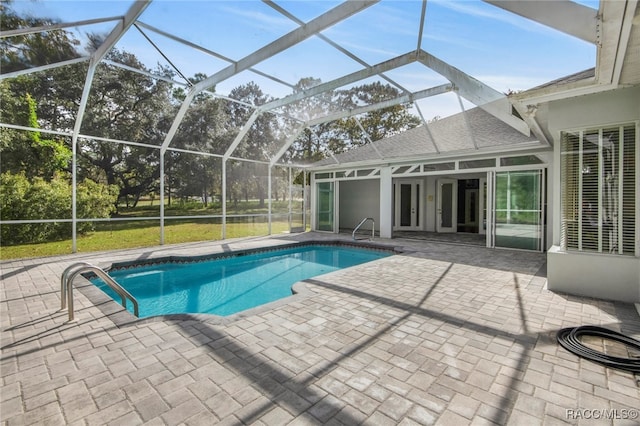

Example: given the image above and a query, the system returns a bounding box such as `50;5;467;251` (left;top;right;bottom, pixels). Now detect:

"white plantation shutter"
560;124;637;256
621;125;637;255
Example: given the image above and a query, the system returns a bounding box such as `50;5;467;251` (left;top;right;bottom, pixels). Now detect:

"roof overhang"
308;140;550;171
511;0;639;106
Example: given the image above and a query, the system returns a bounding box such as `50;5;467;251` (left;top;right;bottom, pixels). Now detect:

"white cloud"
217;4;296;34
429;0;553;35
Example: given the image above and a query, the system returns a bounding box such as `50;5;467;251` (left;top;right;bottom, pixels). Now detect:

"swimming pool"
91;244;392;318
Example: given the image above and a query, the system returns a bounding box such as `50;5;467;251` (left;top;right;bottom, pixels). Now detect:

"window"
560;124;637;255
392;166;411;175
500;155;543;167
357;169;377;177
459;158;495;169
423;162;454;171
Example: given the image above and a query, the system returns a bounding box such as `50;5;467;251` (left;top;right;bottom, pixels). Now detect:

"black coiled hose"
557;326;640;374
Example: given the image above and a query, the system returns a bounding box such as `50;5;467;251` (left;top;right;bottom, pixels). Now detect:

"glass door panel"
437;179;457;232
400;184;412;226
494;170;543;250
316;182;334;232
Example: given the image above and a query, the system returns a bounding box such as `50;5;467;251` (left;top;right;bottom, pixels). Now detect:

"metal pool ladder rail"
352;217;375;240
61;262;139;321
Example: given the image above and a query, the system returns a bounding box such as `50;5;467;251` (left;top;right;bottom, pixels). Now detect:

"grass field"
1;200;307;260
0;220;295;260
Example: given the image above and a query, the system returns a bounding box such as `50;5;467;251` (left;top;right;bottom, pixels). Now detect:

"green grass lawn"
0;220;293;260
1;198;307;260
117;199;299;217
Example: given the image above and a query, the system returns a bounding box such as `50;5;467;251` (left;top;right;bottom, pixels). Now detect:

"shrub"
0;172;118;245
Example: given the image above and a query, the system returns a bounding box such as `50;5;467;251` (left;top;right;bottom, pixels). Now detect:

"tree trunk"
257;183;265;208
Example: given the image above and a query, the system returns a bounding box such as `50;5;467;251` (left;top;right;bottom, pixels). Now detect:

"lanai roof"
2;0;639;167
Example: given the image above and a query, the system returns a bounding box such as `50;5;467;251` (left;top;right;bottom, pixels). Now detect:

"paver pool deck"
1;232;639;425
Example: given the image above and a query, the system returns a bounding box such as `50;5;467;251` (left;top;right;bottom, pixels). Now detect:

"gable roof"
312;107;539;167
528;68;596;91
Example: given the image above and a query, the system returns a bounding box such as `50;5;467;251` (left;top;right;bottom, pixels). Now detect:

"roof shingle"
312;107;537;167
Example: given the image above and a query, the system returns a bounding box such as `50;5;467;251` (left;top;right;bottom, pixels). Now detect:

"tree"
0;172;118;244
1;3;87;133
0;3;82;179
225;82;275;208
0;3;81;74
78;49;176;208
333;82;420;150
284;77;337;164
0;82;72;180
169;75;230;206
286;81;421;161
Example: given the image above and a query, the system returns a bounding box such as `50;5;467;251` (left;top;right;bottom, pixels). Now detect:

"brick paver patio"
1;233;639;425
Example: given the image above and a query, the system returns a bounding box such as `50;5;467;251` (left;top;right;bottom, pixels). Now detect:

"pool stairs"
61;262;139;321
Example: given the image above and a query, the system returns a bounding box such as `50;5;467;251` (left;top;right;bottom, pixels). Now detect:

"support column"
379;167;393;239
159;151;165;245
309;173;316;231
268;166;272;235
288;167;292;232
303;170;307;231
222;159;227;240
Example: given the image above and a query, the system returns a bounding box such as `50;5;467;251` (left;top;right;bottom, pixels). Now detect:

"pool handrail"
61;262;139;321
353;217;375;241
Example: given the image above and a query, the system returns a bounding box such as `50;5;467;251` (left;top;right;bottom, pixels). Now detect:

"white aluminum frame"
2;0;625;255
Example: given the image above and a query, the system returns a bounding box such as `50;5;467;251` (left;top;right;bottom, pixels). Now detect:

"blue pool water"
92;245;390;318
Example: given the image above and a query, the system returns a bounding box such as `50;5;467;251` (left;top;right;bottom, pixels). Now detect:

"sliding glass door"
316;182;335;232
494;170;543;251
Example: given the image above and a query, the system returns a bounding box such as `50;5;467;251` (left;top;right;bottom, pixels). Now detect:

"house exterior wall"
547;87;639;134
546;86;640;302
311;157;550;244
307;87;637;302
338;179;380;231
548;246;639;301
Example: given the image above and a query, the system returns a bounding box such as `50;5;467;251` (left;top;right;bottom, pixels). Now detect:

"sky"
10;0;599;120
